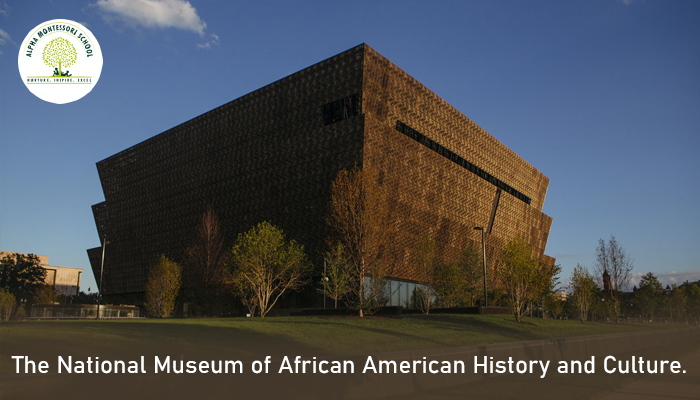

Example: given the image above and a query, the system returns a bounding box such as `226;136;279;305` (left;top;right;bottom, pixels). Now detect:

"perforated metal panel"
361;45;553;282
88;44;554;299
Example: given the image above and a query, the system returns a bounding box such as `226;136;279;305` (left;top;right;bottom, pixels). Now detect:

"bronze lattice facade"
88;44;553;303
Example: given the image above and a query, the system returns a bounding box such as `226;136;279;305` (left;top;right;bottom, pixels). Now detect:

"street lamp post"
474;227;487;307
96;237;108;320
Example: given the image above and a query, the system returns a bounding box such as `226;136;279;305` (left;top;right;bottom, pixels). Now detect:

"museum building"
87;44;554;308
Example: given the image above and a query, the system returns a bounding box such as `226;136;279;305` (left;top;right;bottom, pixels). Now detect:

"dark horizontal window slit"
323;94;361;125
395;121;531;205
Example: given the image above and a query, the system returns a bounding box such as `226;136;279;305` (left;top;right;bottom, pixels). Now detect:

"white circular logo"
18;19;103;104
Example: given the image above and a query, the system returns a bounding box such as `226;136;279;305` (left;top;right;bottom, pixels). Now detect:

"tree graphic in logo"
42;37;77;77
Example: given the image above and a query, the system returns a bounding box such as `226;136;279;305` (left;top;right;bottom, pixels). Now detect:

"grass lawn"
0;314;690;374
1;315;697;400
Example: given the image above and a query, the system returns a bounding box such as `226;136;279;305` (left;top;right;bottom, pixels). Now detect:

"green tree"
74;291;99;305
145;255;182;318
432;246;482;308
0;289;16;321
589;290;606;322
433;262;468;308
455;246;484;307
686;284;700;325
635;272;663;322
543;293;564;319
667;285;687;323
229;222;311;318
570;264;597;323
0;253;46;305
530;263;561;318
318;243;352;309
413;234;439;314
42;37;77;76
327;167;392;317
499;236;539;322
34;284;63;305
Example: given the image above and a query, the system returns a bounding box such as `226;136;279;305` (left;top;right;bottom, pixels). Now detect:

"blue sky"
1;0;698;294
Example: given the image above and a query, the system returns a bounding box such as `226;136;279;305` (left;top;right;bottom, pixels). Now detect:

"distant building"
602;269;611;292
0;251;84;296
87;44;554;307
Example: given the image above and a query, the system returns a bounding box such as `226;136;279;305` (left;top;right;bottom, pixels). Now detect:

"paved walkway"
599;348;700;400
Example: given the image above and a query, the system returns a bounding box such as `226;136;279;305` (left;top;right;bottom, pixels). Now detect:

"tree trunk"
541;301;546;319
359;257;365;318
